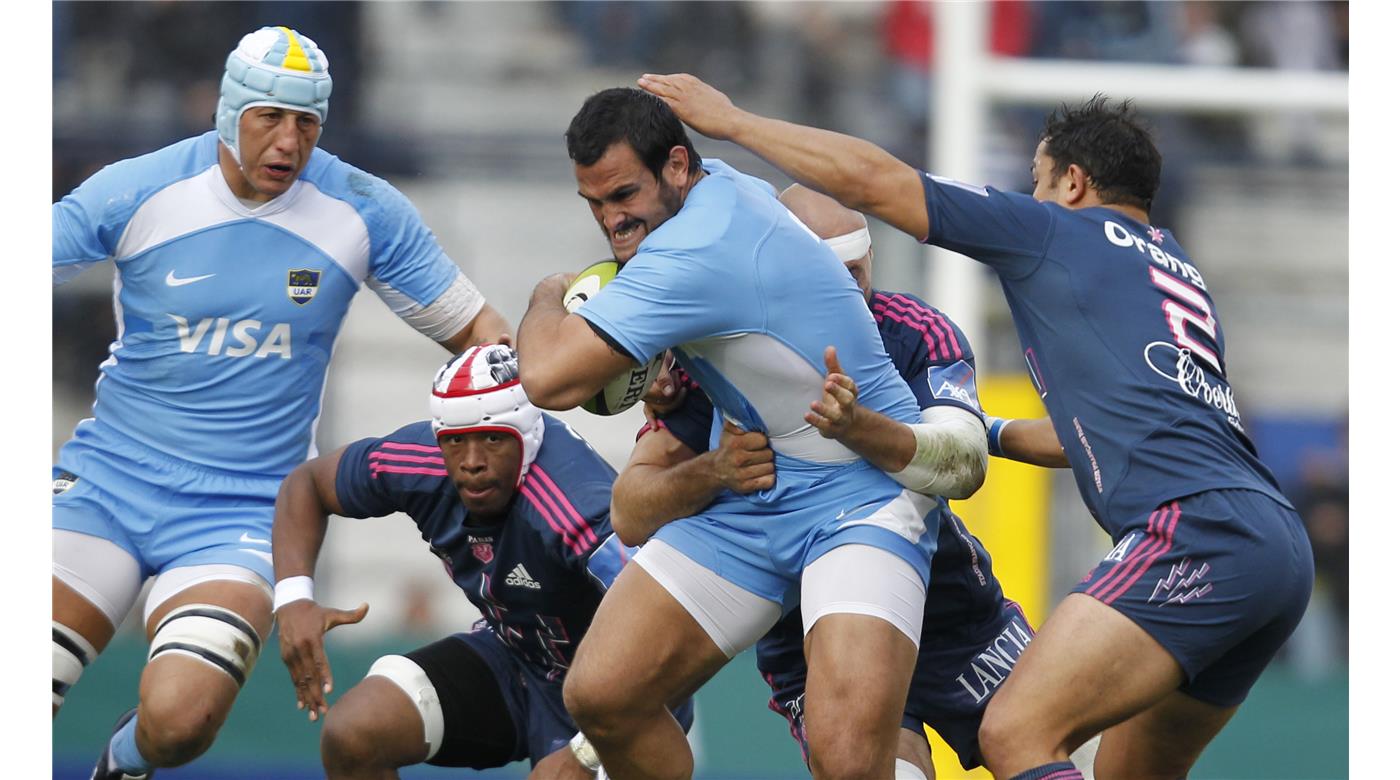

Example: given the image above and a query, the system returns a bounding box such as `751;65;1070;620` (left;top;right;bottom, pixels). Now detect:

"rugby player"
640;73;1313;780
52;27;509;780
271;345;682;779
517;88;946;779
624;185;1064;780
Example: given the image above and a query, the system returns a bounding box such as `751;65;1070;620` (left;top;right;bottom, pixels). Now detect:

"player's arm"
611;423;774;547
517;273;638;410
808;347;987;500
271;447;369;722
987;416;1069;468
440;302;514;352
638;73;929;241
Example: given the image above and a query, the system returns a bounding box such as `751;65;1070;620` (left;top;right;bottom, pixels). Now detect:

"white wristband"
273;576;315;611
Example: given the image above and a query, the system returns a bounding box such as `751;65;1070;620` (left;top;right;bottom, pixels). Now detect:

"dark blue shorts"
431;629;694;767
1072;488;1313;707
756;598;1033;771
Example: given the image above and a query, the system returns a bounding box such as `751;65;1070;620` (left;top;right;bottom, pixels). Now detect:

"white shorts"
634;538;926;657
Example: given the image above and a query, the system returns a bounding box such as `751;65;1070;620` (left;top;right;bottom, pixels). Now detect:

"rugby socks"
1008;762;1083;780
108;714;153;775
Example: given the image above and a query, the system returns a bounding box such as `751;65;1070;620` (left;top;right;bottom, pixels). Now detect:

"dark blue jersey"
656;290;1004;629
919;171;1290;535
334;415;631;682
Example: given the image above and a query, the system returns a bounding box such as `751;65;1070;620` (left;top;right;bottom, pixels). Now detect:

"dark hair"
566;87;701;179
1040;95;1161;212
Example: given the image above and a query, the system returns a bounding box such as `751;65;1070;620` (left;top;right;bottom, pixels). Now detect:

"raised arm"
271;446;368;722
516;273;637;410
638;73;930;241
611;423;774;547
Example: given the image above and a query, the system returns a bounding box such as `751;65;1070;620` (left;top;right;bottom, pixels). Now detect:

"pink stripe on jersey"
378;442;441;454
369;451;445;466
1042;769;1085;780
369;464;448;478
886;293;964;360
1085;507;1163;599
531;467;600;547
519;480;588;555
1102;502;1181;605
873;306;940;361
872;293;955;360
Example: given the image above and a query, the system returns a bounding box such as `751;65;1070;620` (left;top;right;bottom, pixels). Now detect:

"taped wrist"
985;415;1008;458
891;406;989;499
273;576;314;612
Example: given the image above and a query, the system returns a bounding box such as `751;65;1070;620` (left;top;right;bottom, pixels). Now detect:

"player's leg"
895;727;936;780
52;529;145;716
118;568;273;771
799;543;924;780
563;540;780;780
1091;692;1235;780
977;593;1183;780
319;676;430;780
320;632;525;779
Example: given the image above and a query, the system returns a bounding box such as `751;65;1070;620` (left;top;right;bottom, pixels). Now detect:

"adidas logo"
504;564;541;590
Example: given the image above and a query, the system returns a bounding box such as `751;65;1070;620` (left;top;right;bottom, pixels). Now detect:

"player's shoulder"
533;415;618;483
299;147;422;231
348;420;446;480
870;288;973;365
72;132;218;206
643;158;779;257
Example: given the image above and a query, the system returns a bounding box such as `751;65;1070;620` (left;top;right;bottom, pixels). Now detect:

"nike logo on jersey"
504;564;541;590
165;270;216;287
169;315;293;359
238;533;271;546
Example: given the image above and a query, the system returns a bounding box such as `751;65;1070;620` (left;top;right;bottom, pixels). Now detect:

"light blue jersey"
578;159;921;498
53;131;484;583
54;130;483;478
578;159;936;603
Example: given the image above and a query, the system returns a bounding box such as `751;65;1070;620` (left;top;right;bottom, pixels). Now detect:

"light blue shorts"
652;460;939;610
53;421;281;586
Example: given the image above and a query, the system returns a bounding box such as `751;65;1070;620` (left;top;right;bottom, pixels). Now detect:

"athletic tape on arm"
890;406;989;499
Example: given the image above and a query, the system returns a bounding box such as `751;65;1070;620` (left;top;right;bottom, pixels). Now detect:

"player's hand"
637;73;743;141
533;272;577;308
276;599;369;722
712;421;775;494
642;353;686;418
805;346;859;440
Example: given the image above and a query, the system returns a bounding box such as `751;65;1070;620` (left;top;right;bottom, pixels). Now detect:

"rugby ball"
562;260;664;416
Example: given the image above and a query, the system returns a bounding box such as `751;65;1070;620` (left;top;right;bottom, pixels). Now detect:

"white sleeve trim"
367;272;485;343
890;405;989;499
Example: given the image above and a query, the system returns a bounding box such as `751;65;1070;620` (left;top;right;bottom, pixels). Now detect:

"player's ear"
1064;163;1092;206
663;145;690;186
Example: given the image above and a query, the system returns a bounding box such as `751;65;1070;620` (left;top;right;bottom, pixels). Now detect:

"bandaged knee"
147;604;261;687
891;406;989;499
367;655;445;761
53;622;97;708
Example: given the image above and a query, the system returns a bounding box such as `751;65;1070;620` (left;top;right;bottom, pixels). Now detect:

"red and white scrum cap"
429;344;544;485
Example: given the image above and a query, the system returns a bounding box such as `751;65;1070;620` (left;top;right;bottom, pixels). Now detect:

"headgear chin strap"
824;226;872;262
429;345;545;486
216;26;332;161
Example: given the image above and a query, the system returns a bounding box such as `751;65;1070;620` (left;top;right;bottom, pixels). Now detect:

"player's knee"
562;666;634;740
806;738;886;780
136;691;222;766
320;703;389;773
